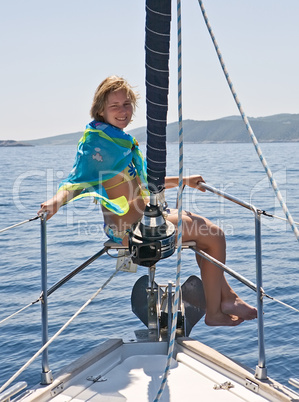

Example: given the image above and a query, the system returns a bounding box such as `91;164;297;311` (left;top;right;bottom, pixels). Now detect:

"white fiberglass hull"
17;336;298;402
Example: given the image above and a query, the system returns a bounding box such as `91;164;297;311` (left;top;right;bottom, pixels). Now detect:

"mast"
129;0;174;268
145;0;171;194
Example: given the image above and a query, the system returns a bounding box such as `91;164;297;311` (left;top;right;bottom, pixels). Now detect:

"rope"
193;248;299;313
260;210;299;226
263;293;299;313
0;216;39;234
0;254;131;394
1;247;109;326
197;0;299;242
0;301;39;325
154;1;183;400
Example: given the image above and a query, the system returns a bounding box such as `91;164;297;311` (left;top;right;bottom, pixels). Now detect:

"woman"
39;75;257;326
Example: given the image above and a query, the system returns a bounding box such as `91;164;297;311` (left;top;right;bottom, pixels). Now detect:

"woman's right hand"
38;197;60;220
37;189;78;220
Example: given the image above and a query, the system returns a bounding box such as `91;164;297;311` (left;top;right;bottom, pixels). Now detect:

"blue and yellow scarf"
58;121;148;215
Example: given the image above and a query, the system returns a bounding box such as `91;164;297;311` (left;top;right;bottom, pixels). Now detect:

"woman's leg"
167;210;257;326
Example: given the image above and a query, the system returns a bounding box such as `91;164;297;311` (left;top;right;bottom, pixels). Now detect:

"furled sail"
145;0;171;194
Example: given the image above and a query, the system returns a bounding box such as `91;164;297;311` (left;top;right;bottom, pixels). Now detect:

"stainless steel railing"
40;213;53;385
197;182;267;379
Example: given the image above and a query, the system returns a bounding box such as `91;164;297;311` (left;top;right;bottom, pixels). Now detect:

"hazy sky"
1;0;298;141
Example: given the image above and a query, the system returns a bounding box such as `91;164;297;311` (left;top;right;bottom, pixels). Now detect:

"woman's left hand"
184;175;206;192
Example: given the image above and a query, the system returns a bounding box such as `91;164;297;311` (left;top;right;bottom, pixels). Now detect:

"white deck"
18;338;298;402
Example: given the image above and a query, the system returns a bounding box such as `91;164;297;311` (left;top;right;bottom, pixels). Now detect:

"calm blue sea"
0;142;298;394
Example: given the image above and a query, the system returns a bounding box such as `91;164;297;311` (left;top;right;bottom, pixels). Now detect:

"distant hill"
22;131;84;146
0;140;33;147
22;114;299;146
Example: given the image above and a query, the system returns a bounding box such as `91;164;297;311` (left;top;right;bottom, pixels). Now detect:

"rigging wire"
154;0;183;400
197;0;299;242
0;253;132;394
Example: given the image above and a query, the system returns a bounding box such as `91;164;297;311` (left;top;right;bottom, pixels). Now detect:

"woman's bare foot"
205;311;244;327
221;297;257;321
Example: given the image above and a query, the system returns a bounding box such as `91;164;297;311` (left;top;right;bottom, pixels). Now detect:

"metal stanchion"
40;213;53;385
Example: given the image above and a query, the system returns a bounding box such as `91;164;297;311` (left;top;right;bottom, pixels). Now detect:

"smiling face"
100;89;133;130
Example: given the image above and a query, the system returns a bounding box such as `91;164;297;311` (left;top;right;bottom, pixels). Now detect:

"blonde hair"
90;75;138;121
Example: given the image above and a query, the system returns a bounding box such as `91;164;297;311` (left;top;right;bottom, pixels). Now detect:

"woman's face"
100;89;133;130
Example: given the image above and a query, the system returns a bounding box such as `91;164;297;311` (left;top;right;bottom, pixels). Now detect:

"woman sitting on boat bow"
38;75;257;327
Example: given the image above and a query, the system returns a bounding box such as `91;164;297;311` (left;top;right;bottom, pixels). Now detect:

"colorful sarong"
58;121;148;215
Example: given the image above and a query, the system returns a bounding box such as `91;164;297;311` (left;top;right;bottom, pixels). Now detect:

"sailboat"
0;1;298;401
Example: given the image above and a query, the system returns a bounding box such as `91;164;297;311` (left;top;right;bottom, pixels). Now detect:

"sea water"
0;142;298;393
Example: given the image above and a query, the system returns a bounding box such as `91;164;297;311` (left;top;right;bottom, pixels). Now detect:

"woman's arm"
164;175;206;191
38;189;81;220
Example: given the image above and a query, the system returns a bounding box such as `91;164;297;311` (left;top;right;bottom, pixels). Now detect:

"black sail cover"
145;0;171;194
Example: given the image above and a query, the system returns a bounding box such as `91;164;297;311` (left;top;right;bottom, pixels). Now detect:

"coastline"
0;140;33;147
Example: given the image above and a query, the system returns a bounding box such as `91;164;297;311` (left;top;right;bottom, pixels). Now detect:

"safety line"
0;302;38;325
0;246;109;326
154;0;183;400
197;0;299;242
0;216;39;234
193;247;299;314
263;293;299;313
261;210;299;226
0;254;131;394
